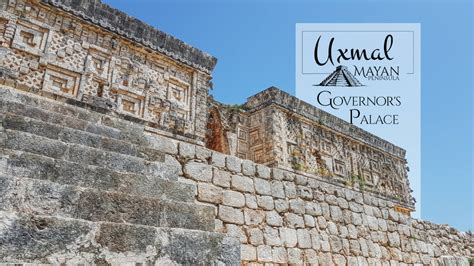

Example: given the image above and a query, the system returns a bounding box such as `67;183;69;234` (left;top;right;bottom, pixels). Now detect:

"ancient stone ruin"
0;0;472;265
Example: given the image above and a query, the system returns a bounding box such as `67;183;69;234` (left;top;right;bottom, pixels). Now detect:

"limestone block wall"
0;84;472;265
0;0;471;264
209;87;415;211
151;135;472;265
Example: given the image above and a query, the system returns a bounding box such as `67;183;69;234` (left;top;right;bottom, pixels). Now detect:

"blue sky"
104;0;473;231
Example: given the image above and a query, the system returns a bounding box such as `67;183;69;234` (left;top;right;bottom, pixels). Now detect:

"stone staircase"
0;86;240;265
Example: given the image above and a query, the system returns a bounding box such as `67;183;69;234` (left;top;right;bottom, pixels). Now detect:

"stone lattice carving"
0;0;471;265
209;87;414;208
0;0;215;143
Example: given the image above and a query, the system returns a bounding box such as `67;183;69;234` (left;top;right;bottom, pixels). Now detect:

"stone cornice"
41;0;217;74
245;87;407;159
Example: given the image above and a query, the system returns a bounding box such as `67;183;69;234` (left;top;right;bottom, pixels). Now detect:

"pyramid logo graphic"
318;65;364;87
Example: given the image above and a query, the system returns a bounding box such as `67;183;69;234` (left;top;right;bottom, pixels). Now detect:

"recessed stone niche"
12;20;49;56
85;49;110;80
113;89;145;117
42;65;80;98
168;78;190;108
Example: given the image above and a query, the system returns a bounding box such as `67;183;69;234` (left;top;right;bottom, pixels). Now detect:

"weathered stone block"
274;199;289;213
320;202;331;219
349;239;361;256
197;183;223;204
347;224;358;239
226;224;247;243
317;216;328;229
297;185;313;200
5;130;67;159
256;164;271;179
305;202;322;216
257;245;273;262
263;226;281;246
287;248;303;264
296;229;311;248
327;221;339;235
325;194;338;205
211;151;226;168
195;146;212;161
179;142;195;159
254;178;271;195
213;168;231;188
3;113;60;140
335;228;347;243
147;155;183;179
245;194;258;209
184;162;213;182
330;205;343;222
283;182;297;199
231;175;254;193
272;246;288;263
146;134;178;154
222;190;245;208
248;228;264;245
218;205;244;225
280;228;297;248
304;249;318;264
329;237;344;255
241;244;256;261
266;210;283;227
101;136;138;157
244;208;264;225
304;214;315;227
367;215;379;230
289;199;305;214
388;231;401;247
226;156;242;173
294;174;307;185
352;212;362;225
257;195;274;210
241;159;255;176
272;168;285;180
270;180;285;198
337;197;349;209
285;213;304;228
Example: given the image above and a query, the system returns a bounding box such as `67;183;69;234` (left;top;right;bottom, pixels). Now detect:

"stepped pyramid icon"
318;65;363;87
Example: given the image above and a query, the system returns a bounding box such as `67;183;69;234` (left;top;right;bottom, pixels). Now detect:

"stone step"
1;129;182;180
1;88;181;157
0;175;214;232
1;112;164;161
0;87;150;147
0;211;240;265
0;149;195;203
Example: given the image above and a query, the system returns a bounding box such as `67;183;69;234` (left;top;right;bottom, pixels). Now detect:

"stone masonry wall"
208;88;414;210
0;84;472;265
0;0;472;264
146;133;473;265
0;0;214;144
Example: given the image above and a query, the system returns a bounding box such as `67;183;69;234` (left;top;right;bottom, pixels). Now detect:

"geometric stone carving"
168;78;190;112
333;159;346;177
362;169;373;186
249;129;259;145
208;87;413;206
42;65;80;98
85;48;110;80
1;0;213;144
12;20;49;56
113;89;145;117
148;95;171;126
